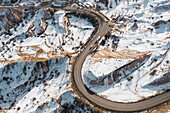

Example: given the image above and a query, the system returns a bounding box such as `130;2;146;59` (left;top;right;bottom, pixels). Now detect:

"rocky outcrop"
25;8;55;36
131;22;138;31
150;72;170;86
0;8;23;34
0;58;66;109
27;21;34;35
38;18;48;35
44;9;53;19
11;0;18;3
36;90;99;113
99;0;108;7
1;8;55;37
12;8;22;22
0;15;4;20
152;19;170;29
89;54;151;86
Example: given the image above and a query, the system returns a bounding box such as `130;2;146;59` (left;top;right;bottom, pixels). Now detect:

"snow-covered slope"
0;0;45;5
0;6;96;113
0;0;169;112
82;0;170;103
0;8;94;63
0;57;69;111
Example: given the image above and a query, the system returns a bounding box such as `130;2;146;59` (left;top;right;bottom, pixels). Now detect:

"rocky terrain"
82;0;169;103
0;0;169;112
0;1;97;112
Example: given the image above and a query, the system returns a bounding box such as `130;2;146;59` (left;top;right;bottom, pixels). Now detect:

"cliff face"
0;57;68;109
0;5;96;112
99;0;108;7
0;0;169;112
0;0;42;5
88;54;151;86
80;0;170;103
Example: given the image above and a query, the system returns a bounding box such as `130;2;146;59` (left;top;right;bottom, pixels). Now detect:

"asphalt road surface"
0;1;169;112
64;6;170;112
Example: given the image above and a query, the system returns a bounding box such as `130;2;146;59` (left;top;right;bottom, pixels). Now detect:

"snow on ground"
0;0;46;5
0;0;169;112
62;15;94;52
0;57;69;112
82;0;170;103
83;45;169;103
83;56;134;77
0;8;94;63
0;6;95;112
0;57;96;113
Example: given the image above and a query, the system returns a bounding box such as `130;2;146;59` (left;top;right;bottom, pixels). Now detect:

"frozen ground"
0;8;94;63
0;5;95;113
83;56;134;78
0;0;169;112
83;51;169;102
82;0;170;103
0;57;70;112
0;0;47;5
0;57;96;113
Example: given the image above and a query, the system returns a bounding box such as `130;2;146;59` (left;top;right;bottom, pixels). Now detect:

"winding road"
0;1;169;112
63;6;170;112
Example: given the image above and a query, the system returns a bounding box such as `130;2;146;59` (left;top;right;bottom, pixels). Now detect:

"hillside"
0;0;169;112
